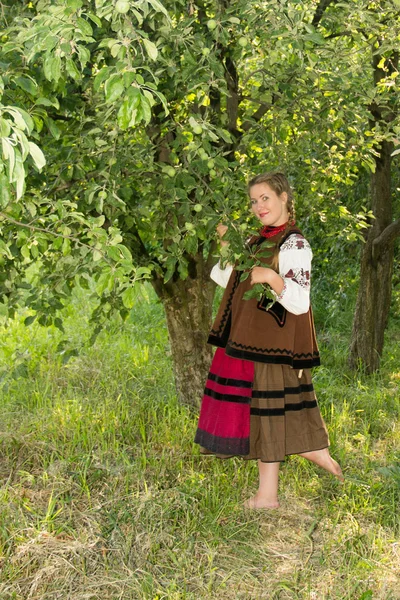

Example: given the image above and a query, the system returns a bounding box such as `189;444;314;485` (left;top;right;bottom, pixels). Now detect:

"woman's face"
249;183;288;227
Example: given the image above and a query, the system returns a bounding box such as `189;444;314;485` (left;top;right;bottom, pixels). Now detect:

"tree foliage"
1;0;399;392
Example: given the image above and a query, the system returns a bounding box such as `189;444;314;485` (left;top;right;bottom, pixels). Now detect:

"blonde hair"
247;171;296;223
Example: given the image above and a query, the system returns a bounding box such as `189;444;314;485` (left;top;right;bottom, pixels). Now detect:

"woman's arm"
251;234;312;315
210;262;233;287
210;223;233;288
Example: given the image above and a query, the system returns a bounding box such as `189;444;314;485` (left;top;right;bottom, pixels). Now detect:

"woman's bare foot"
244;494;280;509
299;449;344;482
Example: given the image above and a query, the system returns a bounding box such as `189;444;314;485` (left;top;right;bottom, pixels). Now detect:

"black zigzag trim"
208;372;253;389
226;346;321;368
228;340;319;359
210;271;241;338
229;341;292;356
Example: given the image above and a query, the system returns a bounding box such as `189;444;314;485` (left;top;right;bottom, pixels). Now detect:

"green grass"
0;285;399;599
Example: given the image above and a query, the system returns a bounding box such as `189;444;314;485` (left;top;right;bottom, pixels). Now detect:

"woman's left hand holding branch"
251;267;285;296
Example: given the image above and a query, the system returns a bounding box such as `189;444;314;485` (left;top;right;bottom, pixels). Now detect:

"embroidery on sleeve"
284;268;310;290
281;233;311;252
276;280;287;300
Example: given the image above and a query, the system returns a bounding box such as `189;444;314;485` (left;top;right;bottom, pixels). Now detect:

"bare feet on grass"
244;494;280;510
245;461;281;509
299;449;344;482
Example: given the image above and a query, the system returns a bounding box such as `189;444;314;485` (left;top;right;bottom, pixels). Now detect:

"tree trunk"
349;139;395;372
152;252;216;408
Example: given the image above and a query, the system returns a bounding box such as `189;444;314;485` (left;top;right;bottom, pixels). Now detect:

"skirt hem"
199;443;330;463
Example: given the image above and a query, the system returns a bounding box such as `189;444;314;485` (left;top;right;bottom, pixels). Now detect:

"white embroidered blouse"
210;233;312;316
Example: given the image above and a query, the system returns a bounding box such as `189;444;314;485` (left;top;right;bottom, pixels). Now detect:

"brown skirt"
199;362;329;463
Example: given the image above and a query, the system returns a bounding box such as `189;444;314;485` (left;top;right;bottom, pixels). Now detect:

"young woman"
194;172;343;509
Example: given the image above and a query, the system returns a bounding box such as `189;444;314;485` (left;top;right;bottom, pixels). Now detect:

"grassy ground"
0;286;399;600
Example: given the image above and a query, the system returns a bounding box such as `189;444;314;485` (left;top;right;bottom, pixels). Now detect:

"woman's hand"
251;267;285;295
251;266;272;285
216;223;229;247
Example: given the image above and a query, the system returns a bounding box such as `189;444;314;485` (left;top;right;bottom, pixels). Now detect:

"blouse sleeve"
210;261;234;288
273;234;313;315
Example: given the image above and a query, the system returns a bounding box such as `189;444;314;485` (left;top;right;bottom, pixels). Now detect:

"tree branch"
312;0;337;27
241;104;272;132
373;219;400;249
224;54;239;134
0;212;111;264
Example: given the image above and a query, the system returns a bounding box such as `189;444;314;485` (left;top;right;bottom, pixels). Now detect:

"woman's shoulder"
280;232;312;253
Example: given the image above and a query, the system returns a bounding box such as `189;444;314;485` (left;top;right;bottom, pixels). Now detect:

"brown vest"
208;226;320;369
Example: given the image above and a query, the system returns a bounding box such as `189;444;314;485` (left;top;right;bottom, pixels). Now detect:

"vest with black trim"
208;226;321;369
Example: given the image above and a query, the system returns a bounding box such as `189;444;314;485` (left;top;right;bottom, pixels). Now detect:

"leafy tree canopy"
0;0;399;336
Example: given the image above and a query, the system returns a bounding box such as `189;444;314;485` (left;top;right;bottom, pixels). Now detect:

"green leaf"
178;258;188;280
65;58;81;80
36;97;59;108
54;317;65;332
76;17;93;36
143;38;158;60
67;0;83;8
140;95;152;125
94;67;113;91
216;128;232;143
12;362;29;379
0;118;11;137
305;32;326;45
107;246;123;261
96;271;114;295
24;315;37;326
163;256;177;283
28;142;46;170
117;88;141;129
121;286;136;309
147;0;170;19
135;266;152;278
189;116;200;129
243;283;264;301
87;12;102;27
15;76;38;96
77;46;91;68
0;173;11;208
8;108;34;133
153;90;169;115
104;74;125;103
14;128;30;160
45;117;61;139
115;244;132;261
43;54;62;83
2;138;15;180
